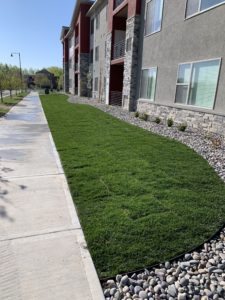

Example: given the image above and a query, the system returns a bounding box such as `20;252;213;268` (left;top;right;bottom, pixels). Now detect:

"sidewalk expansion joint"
1;172;65;180
0;227;81;243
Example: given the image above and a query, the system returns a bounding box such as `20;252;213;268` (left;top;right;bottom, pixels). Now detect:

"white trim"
175;58;222;110
185;0;225;19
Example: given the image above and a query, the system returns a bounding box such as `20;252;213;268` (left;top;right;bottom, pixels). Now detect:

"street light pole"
11;52;23;91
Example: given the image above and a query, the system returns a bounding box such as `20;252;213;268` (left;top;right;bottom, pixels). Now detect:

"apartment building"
61;0;225;137
60;0;93;96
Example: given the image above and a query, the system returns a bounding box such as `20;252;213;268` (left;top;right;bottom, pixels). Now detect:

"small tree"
0;64;7;102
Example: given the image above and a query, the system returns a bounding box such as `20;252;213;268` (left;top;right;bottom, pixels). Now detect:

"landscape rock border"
69;96;225;300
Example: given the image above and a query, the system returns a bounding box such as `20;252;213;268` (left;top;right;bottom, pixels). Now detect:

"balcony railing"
110;91;122;106
75;36;79;46
114;0;124;9
112;40;125;60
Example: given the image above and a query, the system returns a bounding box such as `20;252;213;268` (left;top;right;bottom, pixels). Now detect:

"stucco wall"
137;0;225;117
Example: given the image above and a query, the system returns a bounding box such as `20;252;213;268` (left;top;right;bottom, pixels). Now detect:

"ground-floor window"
94;77;98;91
175;58;221;109
140;67;157;101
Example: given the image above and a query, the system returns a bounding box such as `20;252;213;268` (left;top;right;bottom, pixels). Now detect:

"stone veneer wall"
104;33;112;105
79;53;90;97
122;16;140;111
64;62;69;93
138;101;225;138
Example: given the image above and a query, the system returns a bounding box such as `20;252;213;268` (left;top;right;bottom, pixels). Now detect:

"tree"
47;66;63;78
35;73;51;88
47;66;63;89
0;64;7;102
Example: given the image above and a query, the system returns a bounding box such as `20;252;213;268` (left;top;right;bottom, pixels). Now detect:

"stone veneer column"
79;53;90;97
122;15;140;111
104;33;112;105
64;62;69;93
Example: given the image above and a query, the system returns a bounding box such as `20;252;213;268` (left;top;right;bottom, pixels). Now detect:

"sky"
0;0;76;70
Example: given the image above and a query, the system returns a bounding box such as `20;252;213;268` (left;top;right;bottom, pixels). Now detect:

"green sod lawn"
41;94;225;278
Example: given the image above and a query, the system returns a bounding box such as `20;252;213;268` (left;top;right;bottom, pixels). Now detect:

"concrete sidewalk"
0;92;105;300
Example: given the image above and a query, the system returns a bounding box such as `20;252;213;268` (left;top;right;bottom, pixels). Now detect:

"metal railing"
112;40;125;60
114;0;124;9
110;91;122;106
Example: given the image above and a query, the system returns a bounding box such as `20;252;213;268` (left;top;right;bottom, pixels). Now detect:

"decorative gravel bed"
69;96;225;300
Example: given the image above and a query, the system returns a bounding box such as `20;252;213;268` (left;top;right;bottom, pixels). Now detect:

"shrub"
155;117;161;124
210;136;222;148
134;111;139;118
167;118;174;127
178;123;187;132
139;113;148;121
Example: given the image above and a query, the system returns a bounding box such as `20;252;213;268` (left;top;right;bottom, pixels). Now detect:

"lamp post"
11;52;23;91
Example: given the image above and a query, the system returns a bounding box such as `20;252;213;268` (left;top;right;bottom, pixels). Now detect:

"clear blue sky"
0;0;76;70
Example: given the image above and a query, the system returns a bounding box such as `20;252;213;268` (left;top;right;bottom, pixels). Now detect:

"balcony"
114;0;124;9
112;40;125;60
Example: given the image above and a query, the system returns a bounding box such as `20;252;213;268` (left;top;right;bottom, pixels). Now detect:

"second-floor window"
186;0;225;17
96;13;100;30
90;19;94;34
145;0;164;36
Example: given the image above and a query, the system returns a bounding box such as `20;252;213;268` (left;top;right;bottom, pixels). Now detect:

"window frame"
175;57;222;110
144;0;164;37
139;67;158;101
185;0;225;19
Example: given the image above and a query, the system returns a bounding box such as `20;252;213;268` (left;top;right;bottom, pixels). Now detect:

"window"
90;49;93;63
140;68;157;100
126;38;132;52
96;13;100;30
175;59;221;109
105;41;107;57
95;46;99;61
90;19;94;34
186;0;225;17
94;78;98;91
145;0;164;35
69;59;72;69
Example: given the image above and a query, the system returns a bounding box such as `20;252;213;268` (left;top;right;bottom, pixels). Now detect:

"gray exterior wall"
91;1;108;101
136;0;225;136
